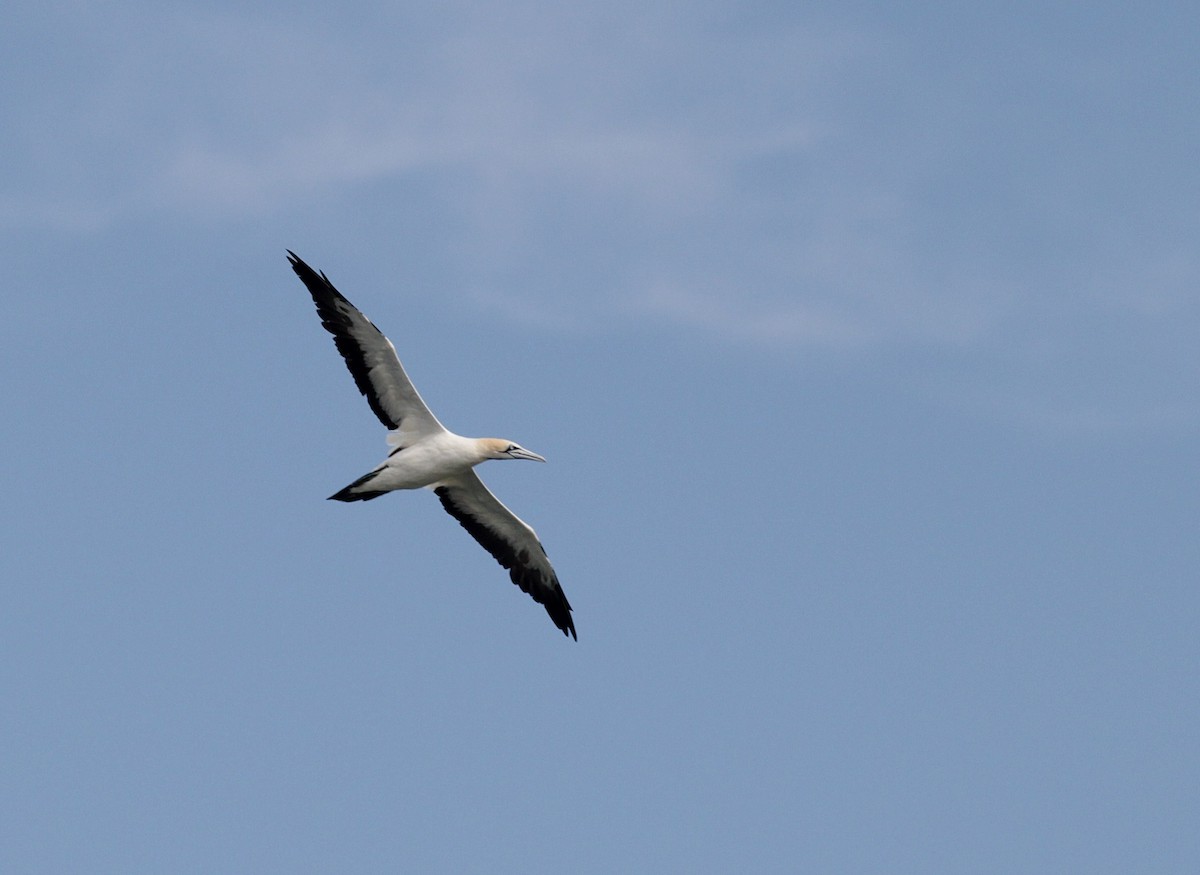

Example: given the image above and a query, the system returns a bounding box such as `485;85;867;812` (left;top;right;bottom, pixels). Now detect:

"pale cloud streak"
4;1;1197;430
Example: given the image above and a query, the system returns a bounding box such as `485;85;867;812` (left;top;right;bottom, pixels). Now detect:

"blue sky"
2;1;1197;872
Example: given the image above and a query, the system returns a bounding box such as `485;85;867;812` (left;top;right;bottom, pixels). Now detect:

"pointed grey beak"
508;448;547;462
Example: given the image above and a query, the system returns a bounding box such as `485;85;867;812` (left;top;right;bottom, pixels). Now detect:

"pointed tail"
329;469;390;502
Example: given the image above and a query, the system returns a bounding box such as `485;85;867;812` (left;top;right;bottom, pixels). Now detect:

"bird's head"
480;438;546;463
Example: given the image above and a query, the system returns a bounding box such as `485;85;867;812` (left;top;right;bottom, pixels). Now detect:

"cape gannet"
288;251;576;639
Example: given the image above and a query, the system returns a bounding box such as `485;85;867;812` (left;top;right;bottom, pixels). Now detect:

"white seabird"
288;251;576;639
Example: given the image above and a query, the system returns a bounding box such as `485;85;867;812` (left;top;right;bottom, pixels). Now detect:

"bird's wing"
288;251;445;440
433;470;575;639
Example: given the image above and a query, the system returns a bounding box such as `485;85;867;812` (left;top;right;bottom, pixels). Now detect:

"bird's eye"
507;445;518;452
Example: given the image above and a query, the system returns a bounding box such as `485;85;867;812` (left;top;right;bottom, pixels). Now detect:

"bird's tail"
329;469;389;502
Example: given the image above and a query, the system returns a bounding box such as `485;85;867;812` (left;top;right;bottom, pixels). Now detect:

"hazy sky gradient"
3;2;1197;872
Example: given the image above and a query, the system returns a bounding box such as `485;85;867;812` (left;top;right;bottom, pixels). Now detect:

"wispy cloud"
635;282;877;348
1;4;856;219
4;2;1197;430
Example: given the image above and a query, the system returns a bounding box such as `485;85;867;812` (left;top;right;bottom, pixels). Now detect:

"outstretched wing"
288;251;445;441
433;471;575;640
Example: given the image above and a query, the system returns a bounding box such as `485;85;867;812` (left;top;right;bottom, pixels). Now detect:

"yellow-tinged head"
479;438;547;463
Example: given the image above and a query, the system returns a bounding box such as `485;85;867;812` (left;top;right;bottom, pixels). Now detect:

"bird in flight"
288;251;575;639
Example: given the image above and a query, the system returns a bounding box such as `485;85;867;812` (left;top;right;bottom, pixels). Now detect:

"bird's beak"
509;448;547;463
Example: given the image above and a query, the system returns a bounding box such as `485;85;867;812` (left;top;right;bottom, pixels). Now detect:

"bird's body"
336;434;514;496
287;251;575;639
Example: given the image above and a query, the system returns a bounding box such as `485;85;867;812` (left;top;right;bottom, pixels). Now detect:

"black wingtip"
287;250;321;283
287;250;333;286
546;597;578;641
